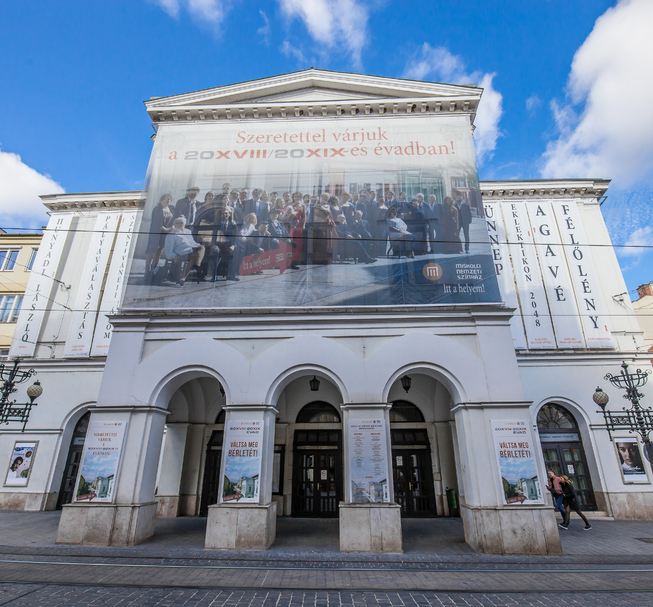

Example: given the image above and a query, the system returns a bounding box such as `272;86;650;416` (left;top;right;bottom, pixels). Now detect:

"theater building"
2;70;651;555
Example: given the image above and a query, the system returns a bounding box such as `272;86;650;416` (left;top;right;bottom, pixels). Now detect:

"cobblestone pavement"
1;511;653;604
1;585;653;607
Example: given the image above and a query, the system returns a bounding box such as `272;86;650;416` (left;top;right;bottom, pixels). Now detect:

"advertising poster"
349;419;390;503
491;420;543;505
4;442;38;487
221;420;262;503
123;116;501;309
615;438;648;483
74;421;126;502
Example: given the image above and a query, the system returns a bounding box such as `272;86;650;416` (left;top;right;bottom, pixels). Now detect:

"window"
537;404;578;430
0;349;9;360
451;177;467;189
26;248;38;271
389;400;425;422
0;295;23;322
0;250;20;271
296;402;341;423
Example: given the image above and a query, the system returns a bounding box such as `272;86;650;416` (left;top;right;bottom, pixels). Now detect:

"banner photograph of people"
123;116;502;309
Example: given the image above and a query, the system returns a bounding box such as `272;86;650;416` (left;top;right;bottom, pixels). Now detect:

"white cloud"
403;44;503;165
151;0;226;26
621;226;652;258
278;0;369;68
257;10;271;44
526;94;541;115
0;149;63;230
541;0;653;183
280;40;308;64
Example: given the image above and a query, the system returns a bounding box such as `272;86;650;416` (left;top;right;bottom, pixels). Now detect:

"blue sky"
1;0;651;295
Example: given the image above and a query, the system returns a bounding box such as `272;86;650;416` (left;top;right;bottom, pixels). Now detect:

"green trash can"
445;486;459;517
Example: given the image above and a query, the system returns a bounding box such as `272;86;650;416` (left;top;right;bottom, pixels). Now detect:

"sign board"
4;442;38;487
491;420;543;505
123;115;501;309
74;421;127;503
348;419;390;503
221;420;262;503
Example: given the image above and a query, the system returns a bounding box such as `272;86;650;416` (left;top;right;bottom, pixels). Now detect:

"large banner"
221;420;262;503
491;420;543;505
74;421;127;503
348;419;390;503
123;116;501;309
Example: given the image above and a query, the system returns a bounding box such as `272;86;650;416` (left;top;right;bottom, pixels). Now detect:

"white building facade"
2;71;651;556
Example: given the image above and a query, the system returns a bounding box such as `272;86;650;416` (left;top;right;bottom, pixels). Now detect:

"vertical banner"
552;200;613;348
4;442;38;487
74;421;127;503
348;419;390;503
527;201;585;348
90;211;138;356
491;420;543;505
221;420;262;503
10;213;74;357
502;202;556;348
64;212;121;358
484;202;527;349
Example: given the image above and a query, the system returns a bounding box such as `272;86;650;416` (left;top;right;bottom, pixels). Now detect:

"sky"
0;0;651;297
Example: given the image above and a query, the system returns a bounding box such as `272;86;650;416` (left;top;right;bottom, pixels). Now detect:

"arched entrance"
537;403;597;510
57;411;91;509
390;401;437;517
292;401;343;517
199;409;225;516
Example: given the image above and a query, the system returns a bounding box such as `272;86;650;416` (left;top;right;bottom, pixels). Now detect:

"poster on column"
123;116;502;310
348;419;390;503
4;442;38;487
221;420;262;503
491;420;543;505
74;421;127;503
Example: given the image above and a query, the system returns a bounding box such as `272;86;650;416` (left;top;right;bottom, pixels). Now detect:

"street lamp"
401;375;412;393
0;358;44;431
593;361;653;462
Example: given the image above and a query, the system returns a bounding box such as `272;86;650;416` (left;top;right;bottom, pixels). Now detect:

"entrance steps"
570;510;614;520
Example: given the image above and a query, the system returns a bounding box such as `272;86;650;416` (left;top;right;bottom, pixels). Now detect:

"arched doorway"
199;409;225;516
390;401;437;517
57;411;91;509
292;402;343;517
537;403;597;510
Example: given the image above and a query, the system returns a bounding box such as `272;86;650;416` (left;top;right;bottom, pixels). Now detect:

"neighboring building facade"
0;231;42;359
633;283;653;350
1;71;651;556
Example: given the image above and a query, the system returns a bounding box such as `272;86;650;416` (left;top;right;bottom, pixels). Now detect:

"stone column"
453;402;562;555
339;403;402;553
205;405;277;550
56;404;167;546
155;423;188;517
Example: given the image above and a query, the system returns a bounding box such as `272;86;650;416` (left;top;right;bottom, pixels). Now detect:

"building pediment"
145;69;482;124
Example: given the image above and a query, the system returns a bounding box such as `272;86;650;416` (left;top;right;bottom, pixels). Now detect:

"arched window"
390;400;425;422
296;401;341;423
537;403;578;430
216;410;225;424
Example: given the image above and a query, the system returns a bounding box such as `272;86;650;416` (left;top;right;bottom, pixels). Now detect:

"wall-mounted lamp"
309;376;320;392
401;375;412;393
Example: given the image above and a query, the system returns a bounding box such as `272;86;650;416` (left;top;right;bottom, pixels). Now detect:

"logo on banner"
422;263;443;281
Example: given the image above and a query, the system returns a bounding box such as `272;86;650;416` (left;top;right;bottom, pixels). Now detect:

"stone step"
569;510;614;520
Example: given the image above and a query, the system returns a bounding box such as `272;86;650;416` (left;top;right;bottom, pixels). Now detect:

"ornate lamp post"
593;361;653;463
0;359;44;431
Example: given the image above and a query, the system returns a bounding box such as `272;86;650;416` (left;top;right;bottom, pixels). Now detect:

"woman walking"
559;476;592;531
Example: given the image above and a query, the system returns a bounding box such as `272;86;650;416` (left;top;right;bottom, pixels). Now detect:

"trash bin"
445;486;459;517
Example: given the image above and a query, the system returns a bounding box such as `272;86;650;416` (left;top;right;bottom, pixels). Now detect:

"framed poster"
4;442;38;487
221;420;262;503
491;420;543;505
74;421;127;502
615;438;649;484
348;419;390;503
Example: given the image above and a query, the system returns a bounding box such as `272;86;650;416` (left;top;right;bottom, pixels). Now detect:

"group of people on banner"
143;183;475;286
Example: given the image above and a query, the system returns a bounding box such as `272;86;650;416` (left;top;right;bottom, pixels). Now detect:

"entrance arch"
537;403;597;510
57;411;91;509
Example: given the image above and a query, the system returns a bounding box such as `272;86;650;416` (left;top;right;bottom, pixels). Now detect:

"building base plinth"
205;502;277;550
339;503;403;553
461;504;562;555
56;502;158;546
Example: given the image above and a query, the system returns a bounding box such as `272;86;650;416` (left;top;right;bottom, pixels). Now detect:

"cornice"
145;69;482;126
480;179;610;200
40;191;145;212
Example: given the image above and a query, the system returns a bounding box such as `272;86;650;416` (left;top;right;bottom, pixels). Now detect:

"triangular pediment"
145;68;480;111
